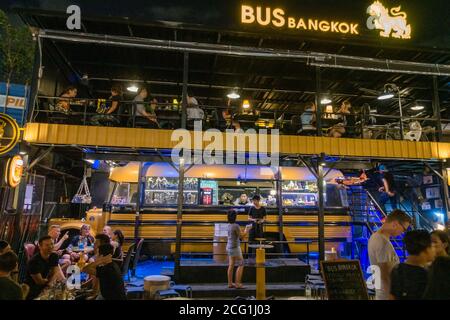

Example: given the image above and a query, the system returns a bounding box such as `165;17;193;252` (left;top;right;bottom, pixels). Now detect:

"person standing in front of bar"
368;209;412;300
248;195;267;247
226;210;251;289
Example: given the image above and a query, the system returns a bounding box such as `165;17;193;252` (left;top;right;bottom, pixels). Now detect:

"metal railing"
30;96;443;141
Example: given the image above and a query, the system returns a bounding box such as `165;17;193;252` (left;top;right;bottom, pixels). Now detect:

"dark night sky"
1;0;450;51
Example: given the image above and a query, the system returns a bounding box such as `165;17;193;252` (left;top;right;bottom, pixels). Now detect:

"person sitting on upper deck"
222;98;241;130
55;86;78;114
186;92;204;129
328;101;352;138
300;102;317;132
90;85;123;126
234;193;251;206
133;87;159;128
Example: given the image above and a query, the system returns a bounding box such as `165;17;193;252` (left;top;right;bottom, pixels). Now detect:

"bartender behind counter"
248;195;267;247
234;193;252;206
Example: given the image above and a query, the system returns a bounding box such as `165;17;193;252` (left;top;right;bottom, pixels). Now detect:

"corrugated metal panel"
24;123;450;159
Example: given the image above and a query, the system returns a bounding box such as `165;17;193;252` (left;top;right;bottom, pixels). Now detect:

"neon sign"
241;5;359;35
5;155;23;188
366;1;411;39
0;113;20;155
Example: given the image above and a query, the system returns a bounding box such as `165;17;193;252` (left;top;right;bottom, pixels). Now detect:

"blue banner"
0;82;28;126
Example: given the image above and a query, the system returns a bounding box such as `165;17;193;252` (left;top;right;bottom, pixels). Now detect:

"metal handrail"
365;190;387;218
363;190;404;252
396;189;435;232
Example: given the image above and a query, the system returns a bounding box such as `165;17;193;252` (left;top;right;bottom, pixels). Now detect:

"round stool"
144;275;171;300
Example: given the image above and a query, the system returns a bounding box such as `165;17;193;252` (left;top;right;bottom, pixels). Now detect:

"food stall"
98;162;352;255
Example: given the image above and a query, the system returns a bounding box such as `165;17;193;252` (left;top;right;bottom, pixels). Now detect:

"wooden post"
256;247;266;300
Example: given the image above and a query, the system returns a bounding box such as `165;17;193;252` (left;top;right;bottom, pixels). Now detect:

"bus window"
111;183;138;205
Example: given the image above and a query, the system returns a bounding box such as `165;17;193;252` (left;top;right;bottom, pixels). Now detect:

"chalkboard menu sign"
320;260;369;300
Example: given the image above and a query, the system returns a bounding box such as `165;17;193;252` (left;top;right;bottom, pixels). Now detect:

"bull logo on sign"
0;121;6;141
366;1;411;39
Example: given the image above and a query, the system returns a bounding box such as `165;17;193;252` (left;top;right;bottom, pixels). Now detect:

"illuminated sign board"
366;1;411;39
0;113;20;155
5;155;24;188
241;5;359;35
240;2;411;39
0;95;26;109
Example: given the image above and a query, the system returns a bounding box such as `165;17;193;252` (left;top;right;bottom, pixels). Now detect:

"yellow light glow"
241;5;359;35
325;105;333;113
242;99;251;109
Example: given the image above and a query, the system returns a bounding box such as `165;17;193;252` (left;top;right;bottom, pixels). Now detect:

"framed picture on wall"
435;199;443;209
423;176;433;185
421;202;431;210
426;187;440;199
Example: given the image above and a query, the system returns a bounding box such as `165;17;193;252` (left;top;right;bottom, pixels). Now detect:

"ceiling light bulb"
377;93;394;100
242;99;250;109
320;98;332;105
127;85;139;93
227;92;240;99
411;105;425;111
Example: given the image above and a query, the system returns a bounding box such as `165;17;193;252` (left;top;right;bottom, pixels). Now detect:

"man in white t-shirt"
368;209;412;300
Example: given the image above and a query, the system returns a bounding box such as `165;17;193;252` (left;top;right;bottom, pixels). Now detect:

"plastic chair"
170;281;193;298
130;238;144;277
121;243;136;282
155;289;180;300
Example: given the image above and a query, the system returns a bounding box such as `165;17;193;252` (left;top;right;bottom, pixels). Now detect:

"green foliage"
0;9;35;85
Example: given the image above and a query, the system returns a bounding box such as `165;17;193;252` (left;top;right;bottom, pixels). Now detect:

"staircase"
347;185;436;271
346;186;405;271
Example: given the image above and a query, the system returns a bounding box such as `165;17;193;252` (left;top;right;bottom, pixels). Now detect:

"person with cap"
247;195;267;253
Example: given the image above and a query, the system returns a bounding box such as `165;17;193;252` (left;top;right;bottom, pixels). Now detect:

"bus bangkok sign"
240;1;411;39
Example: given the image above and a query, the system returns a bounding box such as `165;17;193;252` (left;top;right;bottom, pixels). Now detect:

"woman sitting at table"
66;224;95;262
55;86;78;114
133;87;159;128
111;230;124;267
328;101;352;138
90;85;123;126
301;102;317;131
